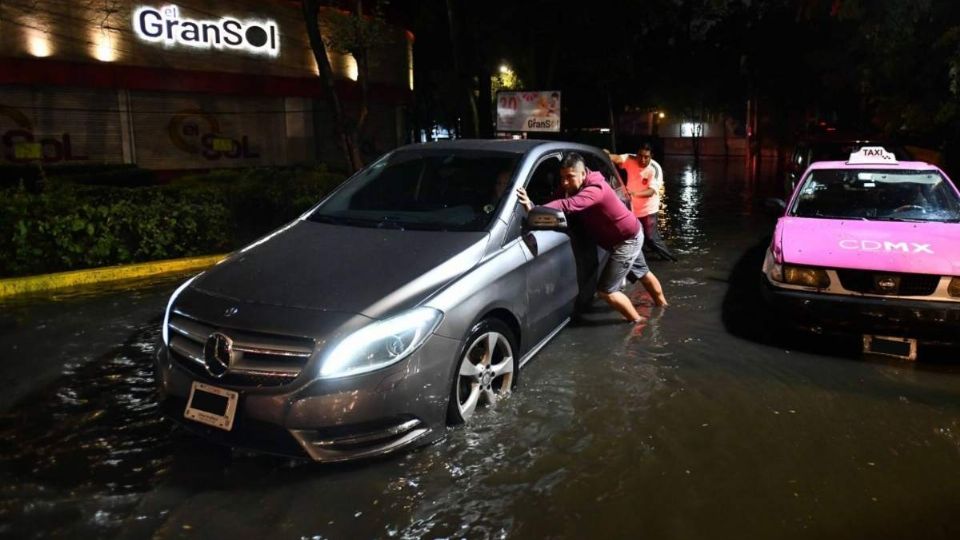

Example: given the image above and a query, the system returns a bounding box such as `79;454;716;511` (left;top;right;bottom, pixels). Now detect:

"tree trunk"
445;0;478;137
605;88;618;152
302;0;362;172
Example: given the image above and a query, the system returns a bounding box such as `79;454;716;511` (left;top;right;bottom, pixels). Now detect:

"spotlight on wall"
91;28;118;62
24;23;53;57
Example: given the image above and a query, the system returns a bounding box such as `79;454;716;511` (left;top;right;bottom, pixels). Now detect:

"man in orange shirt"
607;143;677;261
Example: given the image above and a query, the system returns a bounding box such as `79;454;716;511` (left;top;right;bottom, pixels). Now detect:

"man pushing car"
517;152;668;323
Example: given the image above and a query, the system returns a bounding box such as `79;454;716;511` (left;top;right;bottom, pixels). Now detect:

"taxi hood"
776;217;960;275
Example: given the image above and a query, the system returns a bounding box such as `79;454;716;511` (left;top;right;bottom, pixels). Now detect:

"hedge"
0;166;346;278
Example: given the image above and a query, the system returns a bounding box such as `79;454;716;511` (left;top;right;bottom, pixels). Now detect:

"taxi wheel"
447;319;517;425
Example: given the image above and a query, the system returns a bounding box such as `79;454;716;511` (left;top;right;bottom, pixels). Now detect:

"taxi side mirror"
525;206;568;231
763;197;786;215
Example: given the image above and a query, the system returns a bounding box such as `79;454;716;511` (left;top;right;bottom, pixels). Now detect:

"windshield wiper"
375;216;406;230
874;216;925;222
308;214;378;227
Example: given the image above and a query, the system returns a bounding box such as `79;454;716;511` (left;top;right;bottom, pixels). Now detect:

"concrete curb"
0;254;227;299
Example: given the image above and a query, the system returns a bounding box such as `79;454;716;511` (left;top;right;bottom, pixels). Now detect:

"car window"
583;151;629;209
790;169;960;222
525;155;561;204
308;150;520;231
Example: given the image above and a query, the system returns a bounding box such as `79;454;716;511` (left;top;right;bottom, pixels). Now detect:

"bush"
0;163;157;190
0;165;345;278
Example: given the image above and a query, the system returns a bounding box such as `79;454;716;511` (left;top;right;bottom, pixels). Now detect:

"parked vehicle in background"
783;136;914;196
762;147;960;360
155;139;629;462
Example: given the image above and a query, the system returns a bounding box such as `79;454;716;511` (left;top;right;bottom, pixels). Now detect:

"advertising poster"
496;91;561;133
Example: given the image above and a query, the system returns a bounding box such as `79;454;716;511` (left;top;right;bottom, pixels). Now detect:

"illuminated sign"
133;5;280;57
847;146;898;164
497;91;561;133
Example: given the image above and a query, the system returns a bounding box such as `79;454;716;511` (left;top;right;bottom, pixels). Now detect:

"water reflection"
3;157;960;538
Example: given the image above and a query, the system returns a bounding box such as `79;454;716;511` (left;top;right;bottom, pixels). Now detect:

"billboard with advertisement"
496;91;560;133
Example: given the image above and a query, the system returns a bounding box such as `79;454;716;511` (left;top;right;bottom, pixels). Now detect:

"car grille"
167;311;315;386
836;269;940;296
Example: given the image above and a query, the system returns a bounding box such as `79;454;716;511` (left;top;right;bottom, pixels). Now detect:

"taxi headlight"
783;265;831;288
319;307;443;379
949;277;960;297
769;262;784;282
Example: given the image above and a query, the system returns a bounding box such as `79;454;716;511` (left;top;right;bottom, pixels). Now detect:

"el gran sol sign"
133;5;280;57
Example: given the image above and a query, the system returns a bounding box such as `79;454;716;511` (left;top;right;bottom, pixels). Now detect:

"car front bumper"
154;333;462;462
762;280;960;344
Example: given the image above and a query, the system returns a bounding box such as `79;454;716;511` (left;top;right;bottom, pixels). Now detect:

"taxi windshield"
790;169;960;222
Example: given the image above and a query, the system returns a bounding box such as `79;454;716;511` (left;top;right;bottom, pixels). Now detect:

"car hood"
193;220;489;318
777;217;960;275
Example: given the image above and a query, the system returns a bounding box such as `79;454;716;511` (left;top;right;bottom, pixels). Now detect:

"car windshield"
790;169;960;222
306;150;520;231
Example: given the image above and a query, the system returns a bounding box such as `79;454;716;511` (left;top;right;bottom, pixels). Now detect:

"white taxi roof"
846;146;898;164
805;146;941;172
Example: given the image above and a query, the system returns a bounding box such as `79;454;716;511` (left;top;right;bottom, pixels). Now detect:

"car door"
516;152;580;345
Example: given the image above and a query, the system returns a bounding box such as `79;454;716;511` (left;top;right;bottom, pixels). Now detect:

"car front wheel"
447;319;517;424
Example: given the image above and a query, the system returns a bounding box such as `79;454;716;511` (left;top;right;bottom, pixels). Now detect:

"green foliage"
322;1;395;56
0;166;345;278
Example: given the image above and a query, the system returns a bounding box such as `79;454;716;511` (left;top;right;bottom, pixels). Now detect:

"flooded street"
3;156;960;539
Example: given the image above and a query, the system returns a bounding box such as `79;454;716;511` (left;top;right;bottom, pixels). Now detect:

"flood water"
2;156;960;539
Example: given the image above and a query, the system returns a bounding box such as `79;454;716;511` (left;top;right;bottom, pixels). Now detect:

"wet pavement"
3;156;960;539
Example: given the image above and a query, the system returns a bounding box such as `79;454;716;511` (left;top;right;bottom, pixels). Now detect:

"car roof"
393;139;602;156
807;160;941;171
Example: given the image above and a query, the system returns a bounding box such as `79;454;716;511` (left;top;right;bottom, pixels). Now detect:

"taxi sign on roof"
847;146;898;165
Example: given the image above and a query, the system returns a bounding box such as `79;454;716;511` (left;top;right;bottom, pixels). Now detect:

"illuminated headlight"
320;307;443;379
162;273;201;346
782;265;831;288
949;277;960;297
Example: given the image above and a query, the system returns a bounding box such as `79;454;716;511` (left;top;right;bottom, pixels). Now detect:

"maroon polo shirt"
544;171;639;251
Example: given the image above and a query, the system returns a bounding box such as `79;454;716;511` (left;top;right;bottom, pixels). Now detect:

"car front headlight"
319;307;444;379
769;261;784;282
782;265;831;288
162;273;201;346
949;277;960;297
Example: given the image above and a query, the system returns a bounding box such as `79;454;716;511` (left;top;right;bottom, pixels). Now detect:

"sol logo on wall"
1;106;88;163
134;5;280;57
168;110;260;160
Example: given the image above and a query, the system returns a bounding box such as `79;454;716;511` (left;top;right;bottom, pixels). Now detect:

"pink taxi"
762;147;960;359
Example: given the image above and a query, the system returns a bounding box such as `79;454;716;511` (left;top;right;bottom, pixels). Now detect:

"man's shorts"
598;229;647;294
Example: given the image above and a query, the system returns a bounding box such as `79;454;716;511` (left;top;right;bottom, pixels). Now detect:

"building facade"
0;0;413;171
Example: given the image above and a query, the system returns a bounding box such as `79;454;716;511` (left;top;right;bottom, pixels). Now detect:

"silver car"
155;140;629;462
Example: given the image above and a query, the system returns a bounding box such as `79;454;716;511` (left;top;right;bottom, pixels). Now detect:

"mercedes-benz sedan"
155;140;629;461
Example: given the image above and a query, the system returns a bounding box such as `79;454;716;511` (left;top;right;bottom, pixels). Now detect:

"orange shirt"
620;157;662;217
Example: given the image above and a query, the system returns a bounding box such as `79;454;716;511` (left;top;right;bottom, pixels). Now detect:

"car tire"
446;319;518;425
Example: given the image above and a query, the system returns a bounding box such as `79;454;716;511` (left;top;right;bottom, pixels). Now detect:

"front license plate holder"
184;381;239;431
863;335;917;361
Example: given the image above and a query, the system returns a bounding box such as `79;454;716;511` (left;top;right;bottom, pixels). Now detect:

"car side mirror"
525;206;568;231
763;197;786;215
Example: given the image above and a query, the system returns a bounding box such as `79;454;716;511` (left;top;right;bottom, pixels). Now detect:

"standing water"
2;157;960;539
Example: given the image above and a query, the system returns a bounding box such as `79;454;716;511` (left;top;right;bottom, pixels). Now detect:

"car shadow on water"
0;317;437;537
720;236;959;367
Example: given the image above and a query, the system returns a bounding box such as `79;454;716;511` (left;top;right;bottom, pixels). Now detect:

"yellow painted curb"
0;253;228;299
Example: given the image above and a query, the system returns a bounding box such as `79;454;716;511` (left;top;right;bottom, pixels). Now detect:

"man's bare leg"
639;272;668;306
598;291;643;322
